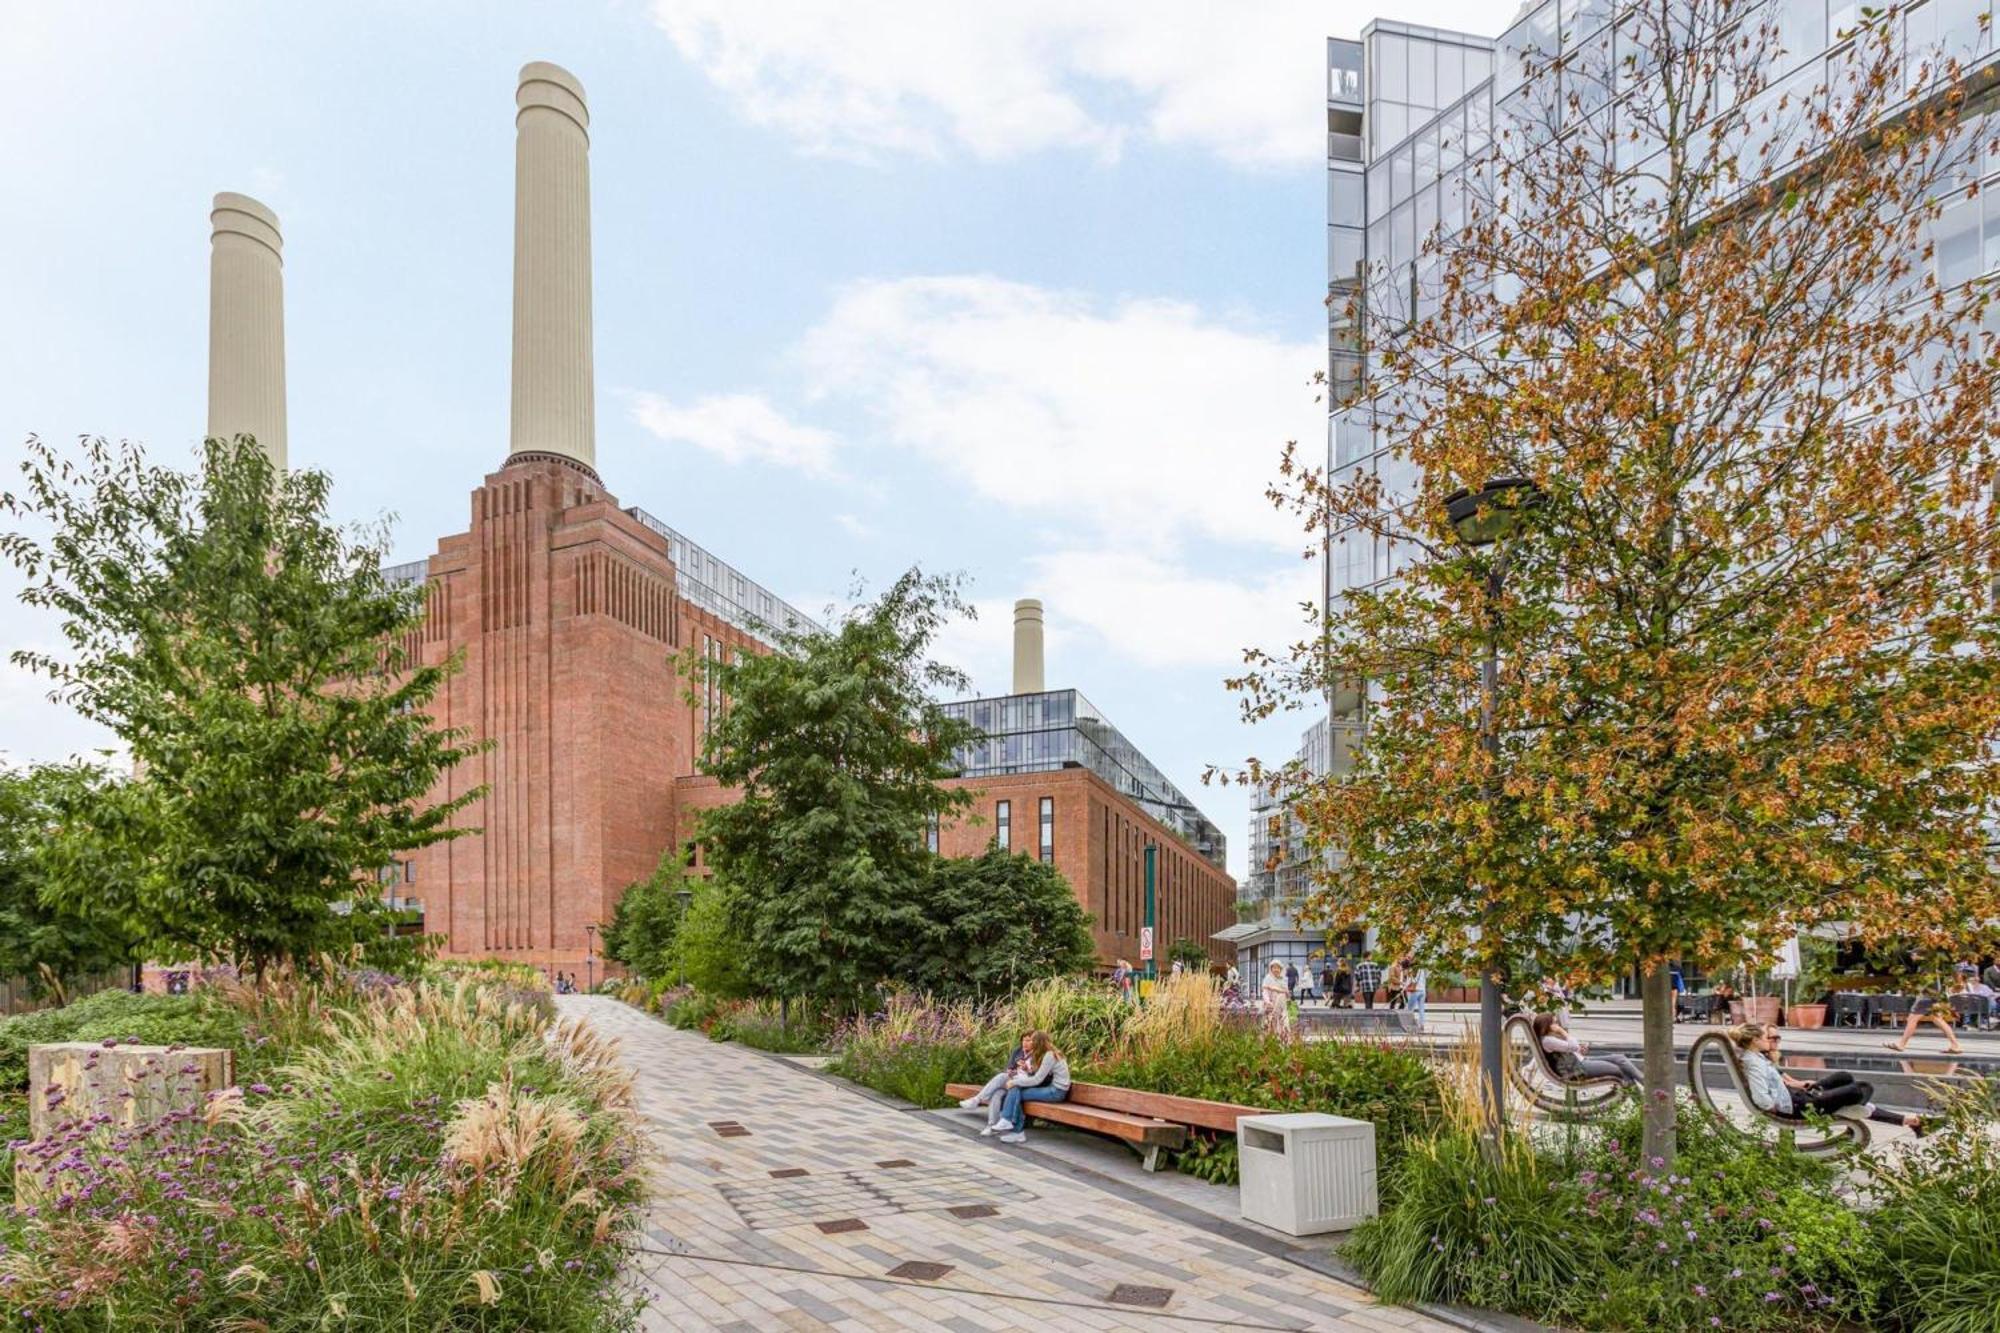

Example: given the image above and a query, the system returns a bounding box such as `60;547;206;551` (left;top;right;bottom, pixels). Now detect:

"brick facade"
397;456;1235;976
399;457;759;976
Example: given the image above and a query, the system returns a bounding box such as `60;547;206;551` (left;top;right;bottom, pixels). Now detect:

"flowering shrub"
825;993;1001;1107
708;999;829;1055
0;978;641;1330
1346;1099;1883;1331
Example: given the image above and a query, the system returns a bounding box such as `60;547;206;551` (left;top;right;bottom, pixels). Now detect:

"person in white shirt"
983;1030;1070;1144
959;1030;1036;1112
1531;1012;1639;1084
1260;962;1292;1032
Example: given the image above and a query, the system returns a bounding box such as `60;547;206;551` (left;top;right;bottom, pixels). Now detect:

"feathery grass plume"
1119;971;1225;1059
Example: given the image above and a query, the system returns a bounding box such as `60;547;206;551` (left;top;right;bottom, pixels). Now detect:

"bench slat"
1066;1083;1265;1133
1026;1102;1186;1146
944;1081;1256;1135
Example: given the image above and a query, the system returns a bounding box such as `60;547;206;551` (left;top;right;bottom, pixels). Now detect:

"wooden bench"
1502;1013;1629;1121
944;1080;1267;1171
1685;1031;1870;1155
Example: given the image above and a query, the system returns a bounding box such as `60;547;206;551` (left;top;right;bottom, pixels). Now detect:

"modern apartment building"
1283;0;2000;938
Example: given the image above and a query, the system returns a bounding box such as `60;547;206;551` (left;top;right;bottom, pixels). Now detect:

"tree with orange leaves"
1238;0;2000;1164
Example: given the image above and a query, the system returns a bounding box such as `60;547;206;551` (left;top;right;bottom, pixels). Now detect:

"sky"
0;0;1505;880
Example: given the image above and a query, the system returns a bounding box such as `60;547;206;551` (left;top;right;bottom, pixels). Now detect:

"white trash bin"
1236;1112;1377;1235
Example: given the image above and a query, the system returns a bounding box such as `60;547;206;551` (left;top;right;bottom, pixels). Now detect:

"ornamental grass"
0;975;642;1331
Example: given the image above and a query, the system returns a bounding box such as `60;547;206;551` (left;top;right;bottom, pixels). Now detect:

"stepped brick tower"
389;63;768;974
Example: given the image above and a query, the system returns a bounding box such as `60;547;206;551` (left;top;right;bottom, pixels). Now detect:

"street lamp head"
676;889;693;909
1444;476;1544;548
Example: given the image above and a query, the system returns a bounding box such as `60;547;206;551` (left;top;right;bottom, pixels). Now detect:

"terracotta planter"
1727;1000;1745;1024
1787;1004;1828;1030
1743;996;1782;1025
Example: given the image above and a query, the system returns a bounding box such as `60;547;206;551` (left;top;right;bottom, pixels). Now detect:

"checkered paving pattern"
565;996;1452;1332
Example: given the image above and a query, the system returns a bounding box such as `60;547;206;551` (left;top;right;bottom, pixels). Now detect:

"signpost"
1142;844;1157;982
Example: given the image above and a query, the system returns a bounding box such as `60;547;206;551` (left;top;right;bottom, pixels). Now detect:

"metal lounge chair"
1685;1031;1870;1155
1502;1013;1629;1121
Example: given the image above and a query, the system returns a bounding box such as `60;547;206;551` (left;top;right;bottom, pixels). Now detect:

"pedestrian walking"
1261;962;1292;1033
1284;961;1299;998
1354;957;1383;1010
1403;959;1428;1029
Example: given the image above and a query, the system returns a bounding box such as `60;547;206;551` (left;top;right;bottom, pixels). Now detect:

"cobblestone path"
564;996;1453;1333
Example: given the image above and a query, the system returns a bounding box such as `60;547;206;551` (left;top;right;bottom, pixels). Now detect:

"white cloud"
1028;549;1321;673
629;390;840;476
649;1;1504;168
798;275;1321;555
832;512;875;540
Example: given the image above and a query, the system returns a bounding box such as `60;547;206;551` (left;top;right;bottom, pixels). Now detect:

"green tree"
0;764;137;1002
1242;4;2000;1163
1;435;483;977
677;876;754;998
601;848;693;979
904;846;1097;1001
1165;938;1211;973
693;569;977;1013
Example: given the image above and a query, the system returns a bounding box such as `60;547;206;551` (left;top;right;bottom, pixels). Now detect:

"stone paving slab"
565;995;1455;1333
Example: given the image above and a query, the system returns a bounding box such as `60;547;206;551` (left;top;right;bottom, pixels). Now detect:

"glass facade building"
1304;1;2000;919
941;688;1227;869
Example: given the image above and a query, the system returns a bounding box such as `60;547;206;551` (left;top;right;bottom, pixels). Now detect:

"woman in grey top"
983;1030;1070;1145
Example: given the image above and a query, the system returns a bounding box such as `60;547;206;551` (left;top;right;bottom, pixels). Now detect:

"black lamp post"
676;888;693;988
584;923;598;992
1442;475;1544;1139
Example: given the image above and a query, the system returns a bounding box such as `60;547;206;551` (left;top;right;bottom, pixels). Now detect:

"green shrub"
714;999;829;1055
663;988;728;1032
1343;1114;1585;1311
825;993;996;1107
1866;1085;2000;1333
1086;1030;1440;1185
0;989;249;1093
1346;1098;1882;1332
0;978;641;1331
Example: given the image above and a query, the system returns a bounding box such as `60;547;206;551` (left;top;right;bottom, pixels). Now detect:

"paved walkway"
563;996;1452;1333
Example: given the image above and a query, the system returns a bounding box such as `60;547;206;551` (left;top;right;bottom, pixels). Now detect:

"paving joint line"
594;999;1539;1333
631;1241;1303;1330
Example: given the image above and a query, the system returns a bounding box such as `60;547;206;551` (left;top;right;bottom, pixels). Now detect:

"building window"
1039;797;1054;863
996;800;1010;851
927;812;940;854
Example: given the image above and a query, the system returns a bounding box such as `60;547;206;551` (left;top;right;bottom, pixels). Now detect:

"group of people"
1528;1007;1934;1133
553;972;583;994
1251;956;1428;1030
958;1029;1070;1143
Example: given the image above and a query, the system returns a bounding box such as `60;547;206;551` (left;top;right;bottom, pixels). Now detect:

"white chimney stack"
1012;598;1045;694
206;192;287;471
507;61;596;477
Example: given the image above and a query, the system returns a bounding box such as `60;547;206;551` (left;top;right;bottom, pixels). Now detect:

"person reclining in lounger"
1730;1023;1928;1133
1532;1011;1641;1085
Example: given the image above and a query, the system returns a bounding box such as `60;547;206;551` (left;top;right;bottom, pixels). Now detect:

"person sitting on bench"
983;1029;1070;1144
1532;1012;1641;1085
1730;1023;1927;1132
959;1030;1035;1112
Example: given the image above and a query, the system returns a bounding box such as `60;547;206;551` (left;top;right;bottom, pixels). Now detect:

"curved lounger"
1685;1031;1870;1155
1503;1013;1630;1121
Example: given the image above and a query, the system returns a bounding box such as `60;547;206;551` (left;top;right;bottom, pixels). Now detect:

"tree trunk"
1640;964;1677;1167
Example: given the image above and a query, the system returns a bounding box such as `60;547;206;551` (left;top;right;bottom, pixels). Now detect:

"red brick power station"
202;62;1236;982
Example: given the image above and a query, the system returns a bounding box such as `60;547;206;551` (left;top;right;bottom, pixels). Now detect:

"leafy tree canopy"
693;569;978;1012
0;436;483;976
601;847;694;980
1239;3;2000;1162
0;763;138;1000
901;846;1097;1002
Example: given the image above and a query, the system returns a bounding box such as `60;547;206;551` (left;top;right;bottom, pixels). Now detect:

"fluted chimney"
207;192;287;471
1012;598;1045;694
507;61;597;478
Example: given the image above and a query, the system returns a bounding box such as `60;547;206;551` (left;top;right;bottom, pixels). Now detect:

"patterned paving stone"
568;996;1455;1333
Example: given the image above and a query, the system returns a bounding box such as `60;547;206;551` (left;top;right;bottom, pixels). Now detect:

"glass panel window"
996;799;1011;851
1330;226;1365;281
1390;143;1414;203
1415;183;1439;252
1935;189;1981;288
1329;171;1364;227
1437;43;1466;104
1391;200;1415;269
1985;189;2000;276
1375;34;1409;102
927;812;940;854
1038;797;1055;864
1366;156;1392;216
1408;38;1436;106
